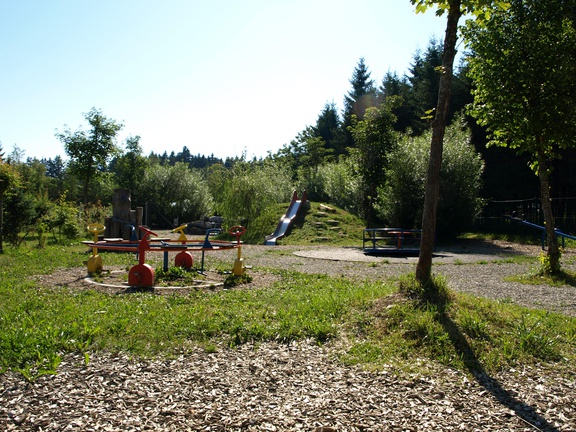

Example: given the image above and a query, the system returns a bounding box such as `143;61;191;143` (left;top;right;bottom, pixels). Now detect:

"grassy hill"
243;201;365;246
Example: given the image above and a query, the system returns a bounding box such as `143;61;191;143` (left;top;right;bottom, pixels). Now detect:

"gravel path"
1;240;575;431
246;240;576;316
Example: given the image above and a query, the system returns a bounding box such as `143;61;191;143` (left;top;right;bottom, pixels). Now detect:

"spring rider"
128;226;157;287
86;223;106;274
228;225;247;276
172;224;194;268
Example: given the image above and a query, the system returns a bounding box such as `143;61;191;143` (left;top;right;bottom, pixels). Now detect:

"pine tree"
342;58;377;149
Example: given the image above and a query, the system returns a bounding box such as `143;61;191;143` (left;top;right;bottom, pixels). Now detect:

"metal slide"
265;191;308;245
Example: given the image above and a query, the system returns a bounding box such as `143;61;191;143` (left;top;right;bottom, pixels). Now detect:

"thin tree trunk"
0;198;4;253
416;0;462;284
537;148;561;274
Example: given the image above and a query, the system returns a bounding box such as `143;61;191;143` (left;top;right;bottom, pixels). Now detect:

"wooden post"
113;189;131;221
104;217;112;238
136;207;143;239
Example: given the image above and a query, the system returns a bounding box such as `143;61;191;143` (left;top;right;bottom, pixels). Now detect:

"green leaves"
410;0;511;21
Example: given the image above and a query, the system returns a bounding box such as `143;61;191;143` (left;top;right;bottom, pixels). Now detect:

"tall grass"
343;279;575;373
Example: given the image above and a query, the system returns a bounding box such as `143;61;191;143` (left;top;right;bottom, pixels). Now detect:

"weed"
223;273;253;288
514;315;560;360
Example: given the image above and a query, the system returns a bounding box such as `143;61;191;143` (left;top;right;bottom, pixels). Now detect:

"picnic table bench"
363;228;422;254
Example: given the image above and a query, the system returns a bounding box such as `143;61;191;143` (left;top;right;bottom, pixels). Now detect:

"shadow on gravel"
437;238;529;256
434;298;560;432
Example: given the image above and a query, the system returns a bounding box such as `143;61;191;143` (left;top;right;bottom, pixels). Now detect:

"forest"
1;0;575;248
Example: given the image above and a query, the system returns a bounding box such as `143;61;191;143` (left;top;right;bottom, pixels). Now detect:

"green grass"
342;277;575;373
0;243;393;376
1;239;575;381
505;269;576;287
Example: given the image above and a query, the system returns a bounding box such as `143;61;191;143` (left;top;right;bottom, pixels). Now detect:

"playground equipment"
265;191;308;245
86;223;106;273
362;228;422;255
172;224;194;268
83;225;246;287
229;225;247;276
506;215;576;249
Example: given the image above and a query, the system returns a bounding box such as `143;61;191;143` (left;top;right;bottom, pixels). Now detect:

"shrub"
216;160;293;227
316;160;364;216
377;120;484;239
139;162;214;226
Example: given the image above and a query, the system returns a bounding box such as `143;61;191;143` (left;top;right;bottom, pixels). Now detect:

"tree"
410;0;510;285
0;143;21;252
139;162;213;226
378;71;413;133
342;58;377;149
348;101;398;225
112;135;149;206
407;39;444;134
465;0;576;274
57;108;123;203
315;102;345;156
43;155;69;200
217;160;293;227
377;119;483;237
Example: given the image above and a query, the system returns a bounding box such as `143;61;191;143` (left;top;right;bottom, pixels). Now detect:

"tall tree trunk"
83;180;90;205
416;0;462;284
0;198;4;253
537;148;561;274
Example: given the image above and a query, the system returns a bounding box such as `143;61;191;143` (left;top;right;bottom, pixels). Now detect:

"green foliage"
241;203;286;244
111;135;149;205
217;160;292;227
0;161;20;198
348;101;398;224
465;0;576;167
41;195;82;242
537;250;562;277
315;160;363;216
411;0;511;22
0;239;574;377
3;188;39;246
0;245;393;373
139;162;213;224
79;201;111;231
244;197;363;246
274;201;365;246
57;108;123;203
344;287;571;372
377;120;484;238
465;0;576;273
223;273;253;288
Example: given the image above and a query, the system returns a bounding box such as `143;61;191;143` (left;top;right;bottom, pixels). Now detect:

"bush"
3;188;38;246
216;160;293;227
139;162;214;226
377;120;484;239
42;196;82;242
315;160;364;216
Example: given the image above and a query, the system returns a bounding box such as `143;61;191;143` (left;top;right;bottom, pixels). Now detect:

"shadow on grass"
432;296;559;432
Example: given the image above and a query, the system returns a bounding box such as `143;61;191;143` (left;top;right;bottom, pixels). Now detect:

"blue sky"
1;1;447;161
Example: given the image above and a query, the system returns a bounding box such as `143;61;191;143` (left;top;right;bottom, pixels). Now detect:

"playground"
17;237;576;430
6;190;574;431
37;235;576;316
